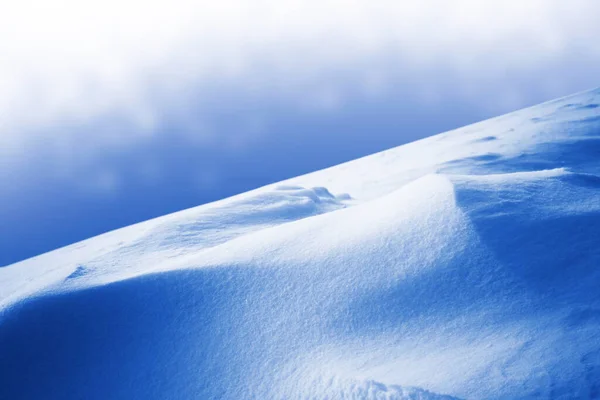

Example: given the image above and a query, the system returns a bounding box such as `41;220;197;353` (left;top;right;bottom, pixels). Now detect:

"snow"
1;88;600;399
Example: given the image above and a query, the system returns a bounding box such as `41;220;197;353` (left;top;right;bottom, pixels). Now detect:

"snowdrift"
1;89;600;399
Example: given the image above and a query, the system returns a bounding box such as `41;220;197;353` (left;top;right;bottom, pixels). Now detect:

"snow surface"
2;88;600;399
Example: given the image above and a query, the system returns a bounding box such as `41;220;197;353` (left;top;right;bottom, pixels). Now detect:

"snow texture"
1;88;600;399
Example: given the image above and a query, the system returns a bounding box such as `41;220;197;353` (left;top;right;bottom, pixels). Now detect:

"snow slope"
2;88;600;399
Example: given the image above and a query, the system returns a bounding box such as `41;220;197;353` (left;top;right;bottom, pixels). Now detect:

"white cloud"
1;0;599;154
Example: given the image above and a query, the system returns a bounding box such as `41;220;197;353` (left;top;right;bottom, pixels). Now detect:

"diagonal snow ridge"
1;87;600;399
1;173;471;399
0;184;351;307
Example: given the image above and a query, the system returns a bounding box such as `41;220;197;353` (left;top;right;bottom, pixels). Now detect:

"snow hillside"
1;88;600;399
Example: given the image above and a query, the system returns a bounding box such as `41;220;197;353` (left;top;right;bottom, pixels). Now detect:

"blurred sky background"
1;0;600;266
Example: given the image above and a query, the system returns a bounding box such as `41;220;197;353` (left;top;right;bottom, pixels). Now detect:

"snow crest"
1;88;600;399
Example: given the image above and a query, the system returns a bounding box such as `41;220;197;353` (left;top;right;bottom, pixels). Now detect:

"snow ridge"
1;88;600;399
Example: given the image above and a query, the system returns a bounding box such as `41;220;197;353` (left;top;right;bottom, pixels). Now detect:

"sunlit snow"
1;88;600;399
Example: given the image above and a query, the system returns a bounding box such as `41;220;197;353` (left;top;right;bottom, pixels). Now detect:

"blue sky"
1;0;600;265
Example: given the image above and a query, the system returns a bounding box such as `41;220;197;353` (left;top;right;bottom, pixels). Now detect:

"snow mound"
286;377;461;399
1;88;600;399
0;184;349;306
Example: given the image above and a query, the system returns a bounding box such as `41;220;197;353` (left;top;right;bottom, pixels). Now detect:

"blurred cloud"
2;0;600;141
